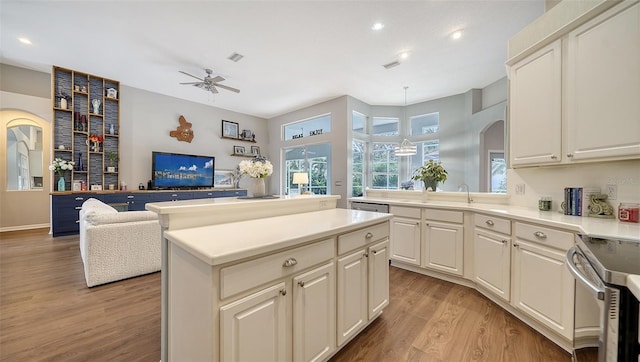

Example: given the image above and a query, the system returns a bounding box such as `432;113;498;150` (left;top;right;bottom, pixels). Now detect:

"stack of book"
564;187;600;216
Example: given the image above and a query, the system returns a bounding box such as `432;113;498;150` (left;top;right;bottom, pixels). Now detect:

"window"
283;143;331;195
410;113;439;135
490;151;507;193
372;117;399;136
283;114;331;141
352;112;366;134
371;143;398;189
352;140;365;196
409;140;440;189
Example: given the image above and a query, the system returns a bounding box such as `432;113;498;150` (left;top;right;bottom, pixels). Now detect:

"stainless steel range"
567;234;640;362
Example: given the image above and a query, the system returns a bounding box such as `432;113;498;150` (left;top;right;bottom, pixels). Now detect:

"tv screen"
151;151;215;189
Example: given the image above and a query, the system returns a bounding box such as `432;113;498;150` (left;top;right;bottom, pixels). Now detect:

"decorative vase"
77;153;84;171
251;177;266;197
423;178;438;192
58;176;66;191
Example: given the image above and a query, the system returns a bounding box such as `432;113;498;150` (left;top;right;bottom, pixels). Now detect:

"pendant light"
394;86;417;156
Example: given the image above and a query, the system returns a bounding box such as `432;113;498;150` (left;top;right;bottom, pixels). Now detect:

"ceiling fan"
179;68;240;94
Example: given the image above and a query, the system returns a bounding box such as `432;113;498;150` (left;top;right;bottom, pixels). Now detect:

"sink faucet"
458;183;473;203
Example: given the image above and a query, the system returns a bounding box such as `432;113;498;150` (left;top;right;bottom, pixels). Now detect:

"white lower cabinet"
390;206;421;266
220;282;287;362
368;239;390;319
512;223;575;340
474;229;511;302
337;249;368;346
423;210;464;276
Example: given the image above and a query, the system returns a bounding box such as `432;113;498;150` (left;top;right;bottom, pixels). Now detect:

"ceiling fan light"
394;139;417;156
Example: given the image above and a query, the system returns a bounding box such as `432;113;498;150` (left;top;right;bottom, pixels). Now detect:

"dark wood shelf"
222;136;256;143
231;153;256;158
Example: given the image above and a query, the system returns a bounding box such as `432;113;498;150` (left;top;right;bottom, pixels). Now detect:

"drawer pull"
533;231;547;239
75;197;84;201
75;220;80;224
365;232;373;239
127;195;134;199
279;289;287;296
75;206;82;210
501;239;508;244
550;155;557;160
363;253;369;258
282;258;298;267
298;281;305;287
485;220;494;226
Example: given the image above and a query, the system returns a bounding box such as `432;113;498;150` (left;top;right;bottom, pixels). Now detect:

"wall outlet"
515;184;526;195
606;184;617;200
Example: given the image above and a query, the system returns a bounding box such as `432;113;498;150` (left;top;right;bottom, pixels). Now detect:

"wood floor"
1;229;587;361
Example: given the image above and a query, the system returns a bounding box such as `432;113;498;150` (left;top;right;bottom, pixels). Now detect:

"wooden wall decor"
170;115;194;143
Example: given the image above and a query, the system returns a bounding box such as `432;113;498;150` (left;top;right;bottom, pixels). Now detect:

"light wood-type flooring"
1;229;595;361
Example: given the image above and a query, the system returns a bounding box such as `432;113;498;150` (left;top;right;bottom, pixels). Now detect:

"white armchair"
79;198;161;287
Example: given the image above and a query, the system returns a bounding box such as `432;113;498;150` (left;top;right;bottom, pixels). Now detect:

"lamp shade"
292;172;309;185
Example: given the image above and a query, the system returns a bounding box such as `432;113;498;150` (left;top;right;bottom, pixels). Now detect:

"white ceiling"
0;1;544;119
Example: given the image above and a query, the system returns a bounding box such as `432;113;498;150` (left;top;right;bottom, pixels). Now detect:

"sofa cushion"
85;210;159;226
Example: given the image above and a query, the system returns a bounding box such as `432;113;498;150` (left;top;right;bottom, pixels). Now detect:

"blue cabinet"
51;189;247;237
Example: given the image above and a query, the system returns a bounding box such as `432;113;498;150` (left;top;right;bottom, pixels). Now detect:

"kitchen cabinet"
509;40;562;167
337;224;390;346
512;222;574;341
473;214;511;302
423;209;464;276
389;206;421;266
508;1;640;167
565;1;640;161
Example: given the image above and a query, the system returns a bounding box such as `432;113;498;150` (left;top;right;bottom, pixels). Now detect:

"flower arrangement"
412;159;447;190
88;134;104;143
400;180;414;190
239;156;273;178
49;158;75;177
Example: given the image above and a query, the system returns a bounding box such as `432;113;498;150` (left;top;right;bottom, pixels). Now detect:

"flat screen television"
151;151;215;189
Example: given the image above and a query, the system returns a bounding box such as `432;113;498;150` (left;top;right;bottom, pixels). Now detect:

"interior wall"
479;120;505;192
471;101;506;192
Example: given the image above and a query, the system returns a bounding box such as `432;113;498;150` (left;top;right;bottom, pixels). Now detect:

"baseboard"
0;223;50;233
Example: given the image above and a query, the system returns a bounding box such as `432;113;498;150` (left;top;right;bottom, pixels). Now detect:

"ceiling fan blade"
180;82;203;85
179;70;203;81
210;86;219;94
213;83;240;93
211;75;225;83
194;83;207;89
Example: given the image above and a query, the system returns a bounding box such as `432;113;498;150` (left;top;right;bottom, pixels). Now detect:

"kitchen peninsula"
146;195;392;362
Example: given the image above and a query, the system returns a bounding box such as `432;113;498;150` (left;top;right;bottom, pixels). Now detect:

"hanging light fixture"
394;86;417;156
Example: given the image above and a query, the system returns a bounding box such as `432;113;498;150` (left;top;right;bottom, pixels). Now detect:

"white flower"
50;158;75;176
239;156;273;178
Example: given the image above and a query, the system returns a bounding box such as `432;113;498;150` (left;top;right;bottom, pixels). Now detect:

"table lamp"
293;172;310;195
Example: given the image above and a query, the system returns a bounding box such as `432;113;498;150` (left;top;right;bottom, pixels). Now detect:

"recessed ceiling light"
18;37;32;45
398;51;411;60
451;30;463;40
372;23;384;31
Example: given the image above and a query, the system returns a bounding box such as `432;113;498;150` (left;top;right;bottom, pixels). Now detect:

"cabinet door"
512;240;574;340
368;239;390;319
220;282;287;362
474;228;511;302
509;40;562;166
293;262;336;362
566;1;640;161
423;221;464;276
336;249;367;346
390;217;421;265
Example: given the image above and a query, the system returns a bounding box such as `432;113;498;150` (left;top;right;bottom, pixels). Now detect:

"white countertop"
350;196;640;241
164;208;392;266
628;275;640;301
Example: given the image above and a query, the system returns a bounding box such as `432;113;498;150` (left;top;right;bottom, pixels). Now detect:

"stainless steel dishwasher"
350;201;389;213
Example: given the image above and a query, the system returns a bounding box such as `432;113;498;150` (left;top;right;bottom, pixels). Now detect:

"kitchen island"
146;195;392;362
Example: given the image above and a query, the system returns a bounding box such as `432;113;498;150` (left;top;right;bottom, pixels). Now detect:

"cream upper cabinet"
566;1;640;161
509;40;563;167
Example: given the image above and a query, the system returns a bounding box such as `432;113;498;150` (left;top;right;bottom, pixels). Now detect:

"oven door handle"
566;247;605;300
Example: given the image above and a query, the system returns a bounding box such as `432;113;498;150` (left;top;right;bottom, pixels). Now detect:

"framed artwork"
251;146;260;155
222;120;239;139
214;169;235;188
233;145;245;154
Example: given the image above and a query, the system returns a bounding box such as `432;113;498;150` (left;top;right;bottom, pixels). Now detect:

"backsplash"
507;159;640;212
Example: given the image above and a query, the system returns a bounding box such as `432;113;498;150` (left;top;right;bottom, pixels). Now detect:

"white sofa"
79;198;161;287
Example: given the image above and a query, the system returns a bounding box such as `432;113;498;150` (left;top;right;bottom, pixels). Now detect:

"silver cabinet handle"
513;243;519;248
75;220;80;224
280;289;287;296
372;250;379;256
566;247;605;300
363;253;369;258
365;232;373;239
75;206;82;210
282;258;298;267
75;197;84;201
127;195;134;199
485;220;494;226
534;231;547;239
298;281;305;287
567;153;574;158
501;239;508;244
550;155;557;159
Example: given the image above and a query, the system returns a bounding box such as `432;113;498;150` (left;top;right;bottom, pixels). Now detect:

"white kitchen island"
146;195;392;362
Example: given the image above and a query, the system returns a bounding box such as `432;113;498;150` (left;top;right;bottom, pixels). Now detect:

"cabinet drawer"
515;222;574;251
424;209;463;224
475;214;511;235
338;222;389;255
389;206;421;219
220;238;334;300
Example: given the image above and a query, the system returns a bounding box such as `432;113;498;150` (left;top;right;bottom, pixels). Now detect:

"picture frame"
251;146;260;155
222;120;239;139
241;129;253;140
233;145;245;154
214;169;235;188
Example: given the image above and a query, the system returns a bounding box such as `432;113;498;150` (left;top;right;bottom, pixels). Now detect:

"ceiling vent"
382;60;400;69
228;52;244;62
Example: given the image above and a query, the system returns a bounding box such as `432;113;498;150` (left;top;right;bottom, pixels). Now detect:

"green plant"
412;159;448;184
106;151;118;166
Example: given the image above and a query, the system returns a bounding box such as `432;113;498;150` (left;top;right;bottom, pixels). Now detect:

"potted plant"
106;151;117;172
412;159;447;191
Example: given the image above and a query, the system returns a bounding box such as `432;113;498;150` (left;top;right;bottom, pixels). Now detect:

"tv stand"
50;189;247;237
